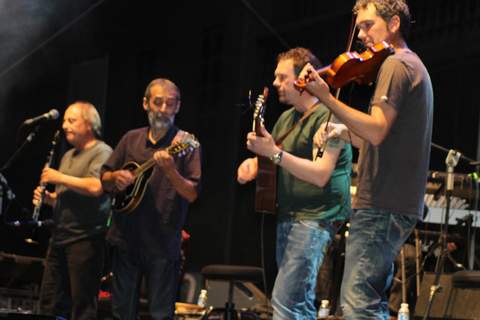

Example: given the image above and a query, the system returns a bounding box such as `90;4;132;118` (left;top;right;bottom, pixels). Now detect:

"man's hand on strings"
246;126;281;158
298;63;331;100
154;150;176;173
112;170;135;191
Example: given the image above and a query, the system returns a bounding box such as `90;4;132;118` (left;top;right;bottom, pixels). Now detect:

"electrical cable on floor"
259;211;270;310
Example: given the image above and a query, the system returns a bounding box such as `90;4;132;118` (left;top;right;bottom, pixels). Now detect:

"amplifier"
414;272;480;319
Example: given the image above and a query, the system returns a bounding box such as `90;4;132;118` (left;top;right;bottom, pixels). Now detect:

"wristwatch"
270;151;283;165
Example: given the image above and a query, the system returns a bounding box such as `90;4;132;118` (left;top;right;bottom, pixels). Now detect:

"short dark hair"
354;0;411;40
277;47;322;76
144;78;181;101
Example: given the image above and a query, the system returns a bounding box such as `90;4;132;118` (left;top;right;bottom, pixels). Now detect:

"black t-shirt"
102;126;201;259
354;50;433;218
52;141;113;246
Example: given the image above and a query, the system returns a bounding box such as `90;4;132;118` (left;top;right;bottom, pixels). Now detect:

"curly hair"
277;47;322;76
353;0;411;39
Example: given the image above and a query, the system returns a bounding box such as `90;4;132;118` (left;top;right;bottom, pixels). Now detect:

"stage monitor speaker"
178;271;203;304
414;272;480;319
206;280;269;310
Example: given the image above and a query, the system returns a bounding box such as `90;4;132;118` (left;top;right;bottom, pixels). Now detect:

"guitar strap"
275;103;319;145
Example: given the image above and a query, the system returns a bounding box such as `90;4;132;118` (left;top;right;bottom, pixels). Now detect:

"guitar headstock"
252;87;269;133
168;133;200;157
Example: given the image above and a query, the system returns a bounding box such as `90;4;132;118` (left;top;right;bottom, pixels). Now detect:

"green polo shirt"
271;104;352;221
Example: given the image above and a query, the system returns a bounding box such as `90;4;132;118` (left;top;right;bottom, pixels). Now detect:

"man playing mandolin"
237;48;352;320
101;78;201;319
299;0;433;318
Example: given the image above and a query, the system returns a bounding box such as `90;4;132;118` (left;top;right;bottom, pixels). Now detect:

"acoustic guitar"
253;87;277;214
111;134;199;213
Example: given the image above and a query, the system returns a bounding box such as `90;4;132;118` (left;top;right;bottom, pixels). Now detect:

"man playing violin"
101;78;201;319
298;0;433;319
237;48;352;320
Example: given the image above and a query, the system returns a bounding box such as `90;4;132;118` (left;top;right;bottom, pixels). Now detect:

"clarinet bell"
24;237;39;245
24;228;39;245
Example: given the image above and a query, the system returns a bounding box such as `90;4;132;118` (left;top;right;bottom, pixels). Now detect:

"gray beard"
148;111;172;141
148;111;172;130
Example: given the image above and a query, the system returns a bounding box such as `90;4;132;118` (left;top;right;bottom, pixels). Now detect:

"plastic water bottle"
398;303;410;320
317;299;330;319
197;289;208;308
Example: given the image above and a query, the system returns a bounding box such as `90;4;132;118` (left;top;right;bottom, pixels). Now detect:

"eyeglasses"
152;97;179;109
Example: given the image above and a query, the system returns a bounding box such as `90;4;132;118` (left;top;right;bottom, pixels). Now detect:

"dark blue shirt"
102;126;201;259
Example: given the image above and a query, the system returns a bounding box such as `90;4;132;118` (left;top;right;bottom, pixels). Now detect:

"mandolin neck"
133;158;157;178
130;141;193;178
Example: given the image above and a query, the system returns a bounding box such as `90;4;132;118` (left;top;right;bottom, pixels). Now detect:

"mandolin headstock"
168;133;200;157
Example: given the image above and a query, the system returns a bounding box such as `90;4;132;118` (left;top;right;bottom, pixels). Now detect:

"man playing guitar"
237;48;352;320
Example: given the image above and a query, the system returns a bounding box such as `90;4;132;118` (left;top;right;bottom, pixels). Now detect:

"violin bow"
315;12;358;159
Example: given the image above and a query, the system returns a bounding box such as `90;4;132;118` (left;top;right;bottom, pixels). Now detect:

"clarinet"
32;130;61;222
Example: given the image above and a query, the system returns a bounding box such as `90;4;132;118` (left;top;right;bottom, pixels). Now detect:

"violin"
294;41;394;91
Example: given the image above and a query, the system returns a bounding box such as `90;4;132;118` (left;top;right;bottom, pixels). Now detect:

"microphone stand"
423;149;461;320
468;162;480;269
1;124;54;244
0;125;40;227
0;173;15;216
1;125;40;172
430;143;480;269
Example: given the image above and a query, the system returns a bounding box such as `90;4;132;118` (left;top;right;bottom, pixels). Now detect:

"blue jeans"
111;246;180;320
272;218;333;320
340;209;417;320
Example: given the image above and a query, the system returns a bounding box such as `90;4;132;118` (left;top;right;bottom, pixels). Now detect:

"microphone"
23;109;60;126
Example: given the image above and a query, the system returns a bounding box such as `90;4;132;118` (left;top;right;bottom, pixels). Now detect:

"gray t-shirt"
354;50;433;218
52;140;113;246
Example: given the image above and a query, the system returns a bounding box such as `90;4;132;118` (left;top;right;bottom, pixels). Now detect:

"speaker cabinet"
414;272;480;319
205;280;269;310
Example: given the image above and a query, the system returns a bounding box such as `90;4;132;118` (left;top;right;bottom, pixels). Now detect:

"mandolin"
111;134;199;213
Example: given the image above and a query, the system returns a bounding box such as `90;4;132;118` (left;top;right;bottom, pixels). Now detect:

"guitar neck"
254;122;264;137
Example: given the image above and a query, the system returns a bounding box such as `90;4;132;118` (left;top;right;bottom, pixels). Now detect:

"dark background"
0;0;479;294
